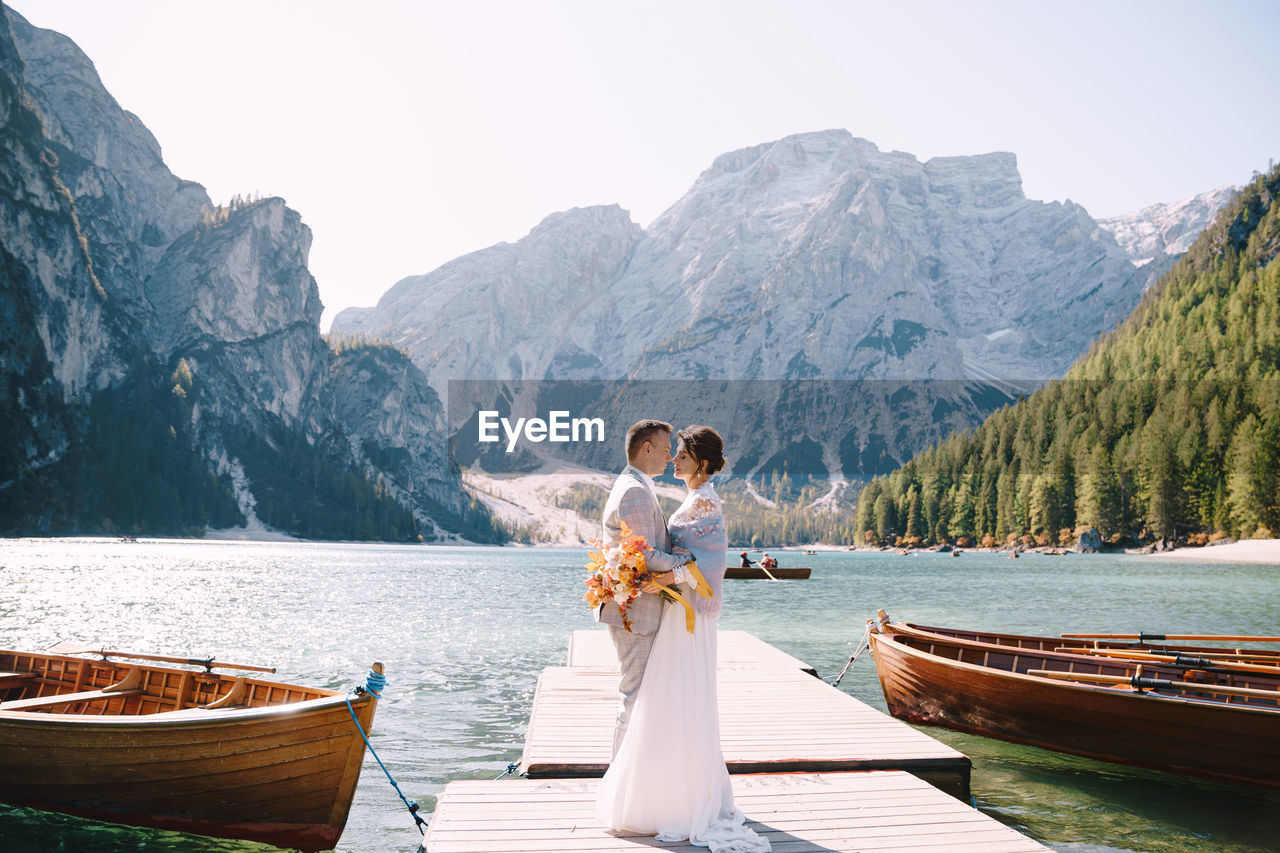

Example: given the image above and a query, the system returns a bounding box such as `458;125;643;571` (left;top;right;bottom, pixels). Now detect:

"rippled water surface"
1;539;1277;852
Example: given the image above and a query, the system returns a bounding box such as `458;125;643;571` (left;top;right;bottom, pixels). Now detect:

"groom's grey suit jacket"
595;465;686;636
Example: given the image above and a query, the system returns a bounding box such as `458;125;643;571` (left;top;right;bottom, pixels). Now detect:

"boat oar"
1053;646;1280;675
1062;632;1280;643
1029;669;1280;701
1065;647;1280;663
46;642;275;673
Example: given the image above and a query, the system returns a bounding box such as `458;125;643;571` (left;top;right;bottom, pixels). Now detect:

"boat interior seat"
200;676;249;710
137;677;252;715
151;703;245;716
0;671;36;690
0;686;146;712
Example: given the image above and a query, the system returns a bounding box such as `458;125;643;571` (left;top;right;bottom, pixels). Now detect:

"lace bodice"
670;481;722;525
669;482;727;617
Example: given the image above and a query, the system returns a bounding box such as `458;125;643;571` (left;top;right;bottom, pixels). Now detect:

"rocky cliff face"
7;9;209;327
145;198;328;430
0;9;128;491
327;343;472;533
0;7;489;540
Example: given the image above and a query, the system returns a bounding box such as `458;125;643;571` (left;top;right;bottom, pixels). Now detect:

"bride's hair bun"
677;425;725;476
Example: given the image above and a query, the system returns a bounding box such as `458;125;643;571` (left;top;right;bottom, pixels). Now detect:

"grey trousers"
607;623;656;758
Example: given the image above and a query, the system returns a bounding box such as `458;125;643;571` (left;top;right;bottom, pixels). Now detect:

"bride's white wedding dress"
595;482;770;852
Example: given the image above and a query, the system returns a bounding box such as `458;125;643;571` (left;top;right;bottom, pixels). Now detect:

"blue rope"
346;669;427;835
364;668;386;698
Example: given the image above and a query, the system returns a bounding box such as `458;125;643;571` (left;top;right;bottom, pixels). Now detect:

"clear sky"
11;0;1280;329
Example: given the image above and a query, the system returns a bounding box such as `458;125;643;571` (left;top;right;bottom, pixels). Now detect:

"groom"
597;419;693;758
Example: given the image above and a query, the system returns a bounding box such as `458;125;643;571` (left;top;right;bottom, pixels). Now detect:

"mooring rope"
830;612;888;687
345;669;428;836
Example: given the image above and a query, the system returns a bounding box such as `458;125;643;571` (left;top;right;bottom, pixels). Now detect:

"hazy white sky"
11;0;1280;328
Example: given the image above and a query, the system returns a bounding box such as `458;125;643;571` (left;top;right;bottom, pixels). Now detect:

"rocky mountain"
337;130;1154;389
338;131;1232;485
336;204;643;385
1097;184;1237;288
0;7;494;541
1099;184;1238;264
607;134;1139;385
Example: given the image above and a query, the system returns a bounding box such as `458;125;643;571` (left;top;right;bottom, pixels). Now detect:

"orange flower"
583;520;658;633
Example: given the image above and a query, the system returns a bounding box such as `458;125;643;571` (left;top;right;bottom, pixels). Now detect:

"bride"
596;425;770;852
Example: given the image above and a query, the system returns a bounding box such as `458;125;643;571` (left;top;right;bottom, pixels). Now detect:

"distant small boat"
867;616;1280;788
0;647;381;850
724;566;811;580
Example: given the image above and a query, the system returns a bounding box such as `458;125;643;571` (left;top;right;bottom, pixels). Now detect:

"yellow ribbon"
657;560;714;634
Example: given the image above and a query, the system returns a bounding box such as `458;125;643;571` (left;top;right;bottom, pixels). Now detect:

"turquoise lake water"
0;539;1277;852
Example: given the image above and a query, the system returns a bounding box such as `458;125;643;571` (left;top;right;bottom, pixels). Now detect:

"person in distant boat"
739;551;755;568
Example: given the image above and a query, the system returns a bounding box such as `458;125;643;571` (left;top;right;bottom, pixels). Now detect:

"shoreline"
5;536;1278;564
1144;538;1280;565
842;539;1280;565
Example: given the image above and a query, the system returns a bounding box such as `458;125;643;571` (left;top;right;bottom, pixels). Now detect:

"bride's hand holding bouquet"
584;521;710;634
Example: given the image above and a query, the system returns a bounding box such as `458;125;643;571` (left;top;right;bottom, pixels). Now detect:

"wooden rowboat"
724;566;811;580
0;648;381;851
867;621;1280;788
890;620;1280;667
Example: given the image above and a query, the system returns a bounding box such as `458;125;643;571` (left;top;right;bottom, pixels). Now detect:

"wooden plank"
422;772;1048;853
567;629;818;675
0;687;145;711
0;671;35;690
520;665;970;797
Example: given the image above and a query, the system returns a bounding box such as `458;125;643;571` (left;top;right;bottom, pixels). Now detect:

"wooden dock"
419;629;1051;853
530;630;970;798
422;771;1050;852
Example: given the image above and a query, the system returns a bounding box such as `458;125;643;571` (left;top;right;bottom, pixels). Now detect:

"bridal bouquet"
583;521;712;634
583;520;656;633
